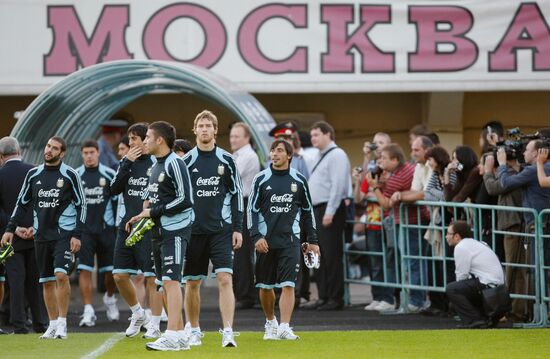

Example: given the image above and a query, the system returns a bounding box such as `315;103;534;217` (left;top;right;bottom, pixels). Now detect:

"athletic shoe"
276;325;299;340
407;304;421;313
125;218;155;247
220;329;239;347
184;322;204;346
145;335;181;351
375;301;395;312
39;325;57;339
143;325;161;339
103;293;120;322
55;322;67;339
263;320;278;340
177;334;191;351
79;309;96;327
364;301;380;311
125;310;150;337
0;244;14;264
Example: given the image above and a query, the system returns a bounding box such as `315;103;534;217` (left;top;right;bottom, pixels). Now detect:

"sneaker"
407;304;421;313
79;310;96;327
277;325;299;340
103;294;120;322
263;320;278;340
177;334;191;351
125;218;155;247
220;329;239;347
185;322;204;346
39;325;57;339
126;310;150;337
364;301;380;311
55;323;67;339
143;325;161;339
375;301;395;312
145;335;181;351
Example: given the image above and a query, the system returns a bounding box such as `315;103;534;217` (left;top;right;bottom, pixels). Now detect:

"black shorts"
35;232;74;283
182;228;233;282
255;245;301;289
77;227;116;273
113;228;155;277
151;227;191;286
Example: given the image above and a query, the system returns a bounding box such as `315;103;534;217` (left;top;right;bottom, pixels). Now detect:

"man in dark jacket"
0;136;48;334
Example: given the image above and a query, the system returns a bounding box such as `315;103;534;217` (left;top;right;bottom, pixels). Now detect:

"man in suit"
0;136;48;334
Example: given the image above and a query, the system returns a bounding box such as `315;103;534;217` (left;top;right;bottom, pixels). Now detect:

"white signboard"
1;0;549;94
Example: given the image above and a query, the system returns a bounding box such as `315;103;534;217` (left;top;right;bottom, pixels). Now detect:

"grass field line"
81;332;125;359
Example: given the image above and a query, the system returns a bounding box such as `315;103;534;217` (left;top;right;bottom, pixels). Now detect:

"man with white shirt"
305;121;351;310
445;221;505;328
230;122;260;309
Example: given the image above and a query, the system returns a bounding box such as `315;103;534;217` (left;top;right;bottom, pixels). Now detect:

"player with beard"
182;110;244;348
127;121;194;351
2;136;85;340
248;139;319;340
110;123;163;339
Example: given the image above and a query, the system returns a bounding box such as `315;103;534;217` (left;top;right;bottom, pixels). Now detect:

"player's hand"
126;146;142;162
537;148;549;165
307;244;321;258
232;231;243;250
255;238;268;253
15;226;33;239
1;232;13;246
70;237;81;253
125;209;151;232
322;214;333;228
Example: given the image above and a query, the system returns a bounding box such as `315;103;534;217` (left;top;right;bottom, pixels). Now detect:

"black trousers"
232;198;257;303
313;201;346;304
446;278;487;324
5;248;47;331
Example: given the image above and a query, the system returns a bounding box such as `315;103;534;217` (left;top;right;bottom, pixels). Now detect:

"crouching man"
445;220;505;328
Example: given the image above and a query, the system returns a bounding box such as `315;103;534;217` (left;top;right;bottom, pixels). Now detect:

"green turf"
3;330;549;358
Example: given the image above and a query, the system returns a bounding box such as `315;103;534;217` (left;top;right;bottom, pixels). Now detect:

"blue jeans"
405;227;427;307
366;229;395;304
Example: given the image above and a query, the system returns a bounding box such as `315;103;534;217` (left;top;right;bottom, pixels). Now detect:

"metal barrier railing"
344;199;549;328
537;209;550;326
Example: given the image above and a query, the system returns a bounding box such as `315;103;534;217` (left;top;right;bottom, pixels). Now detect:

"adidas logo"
167;269;173;274
36;180;42;184
266;186;272;190
192;168;199;173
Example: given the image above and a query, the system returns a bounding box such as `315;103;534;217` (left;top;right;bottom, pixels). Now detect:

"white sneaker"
55;322;67;339
364;301;380;311
177;334;191;351
220;329;239;347
79;309;96;327
277;324;299;340
142;325;161;339
375;301;395;312
407;304;421;313
125;310;150;337
263;320;278;340
184;323;203;346
103;294;119;322
39;325;57;339
145;335;181;351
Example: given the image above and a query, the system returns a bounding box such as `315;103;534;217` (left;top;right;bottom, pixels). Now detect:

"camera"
354;166;363;174
456;162;464;172
369;165;383;177
492;127;550;162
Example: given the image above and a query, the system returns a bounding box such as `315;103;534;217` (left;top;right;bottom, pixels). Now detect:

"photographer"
483;154;526;321
444;146;482;205
352;133;394;312
536;148;550;187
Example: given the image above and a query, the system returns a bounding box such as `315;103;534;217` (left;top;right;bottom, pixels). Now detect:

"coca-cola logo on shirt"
128;177;148;186
38;188;60;198
196;176;220;186
270;193;294;203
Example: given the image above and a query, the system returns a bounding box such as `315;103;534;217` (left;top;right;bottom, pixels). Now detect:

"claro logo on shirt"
38;188;60;208
269;193;293;213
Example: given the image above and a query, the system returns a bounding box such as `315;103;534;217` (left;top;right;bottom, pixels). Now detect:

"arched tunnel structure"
10;60;276;166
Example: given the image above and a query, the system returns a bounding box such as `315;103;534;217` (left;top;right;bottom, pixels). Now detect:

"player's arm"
227;156;244;234
150;159;193;218
5;169;35;234
109;158;132;195
299;175;320;257
67;169;85;254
